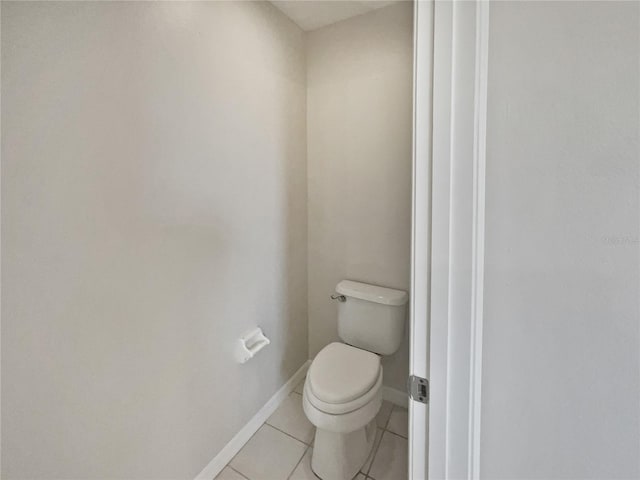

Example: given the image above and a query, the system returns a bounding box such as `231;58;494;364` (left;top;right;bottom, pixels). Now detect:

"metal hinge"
408;375;429;404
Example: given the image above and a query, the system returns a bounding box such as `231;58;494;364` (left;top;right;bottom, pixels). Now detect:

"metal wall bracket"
408;375;429;404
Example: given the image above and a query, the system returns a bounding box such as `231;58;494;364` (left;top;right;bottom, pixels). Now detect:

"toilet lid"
309;342;381;404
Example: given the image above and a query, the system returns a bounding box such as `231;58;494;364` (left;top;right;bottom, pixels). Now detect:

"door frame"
411;1;490;479
409;1;433;479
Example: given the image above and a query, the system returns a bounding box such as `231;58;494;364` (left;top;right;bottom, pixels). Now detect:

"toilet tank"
335;280;408;356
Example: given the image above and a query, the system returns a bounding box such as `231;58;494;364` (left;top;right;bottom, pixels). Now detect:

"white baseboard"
195;360;311;480
383;386;409;408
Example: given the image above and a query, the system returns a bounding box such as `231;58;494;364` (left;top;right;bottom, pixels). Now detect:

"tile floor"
215;379;408;480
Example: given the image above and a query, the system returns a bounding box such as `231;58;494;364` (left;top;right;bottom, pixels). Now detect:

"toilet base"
311;418;377;480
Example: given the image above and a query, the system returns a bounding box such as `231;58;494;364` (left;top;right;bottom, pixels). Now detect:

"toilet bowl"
302;280;408;480
303;342;383;480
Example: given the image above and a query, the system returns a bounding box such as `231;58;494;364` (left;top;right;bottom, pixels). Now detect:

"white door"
424;1;640;479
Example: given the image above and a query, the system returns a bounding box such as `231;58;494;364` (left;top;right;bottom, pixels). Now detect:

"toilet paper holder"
235;327;270;364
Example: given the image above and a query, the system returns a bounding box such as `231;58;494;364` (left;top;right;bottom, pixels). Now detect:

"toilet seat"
308;342;381;405
305;367;382;415
304;342;382;417
303;374;382;433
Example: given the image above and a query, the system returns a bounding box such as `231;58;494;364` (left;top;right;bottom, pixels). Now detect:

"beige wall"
1;2;307;478
481;2;639;478
306;2;414;391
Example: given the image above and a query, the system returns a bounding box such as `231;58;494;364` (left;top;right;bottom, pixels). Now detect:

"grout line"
264;422;313;446
223;422;311;479
226;422;264;467
381;428;408;440
366;430;391;479
362;428;384;477
227;465;250;480
285;445;310;480
383;421;408;438
382;405;408;437
367;430;408;479
381;405;393;430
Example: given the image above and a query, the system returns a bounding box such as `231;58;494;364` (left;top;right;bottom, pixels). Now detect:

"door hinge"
408;375;429;404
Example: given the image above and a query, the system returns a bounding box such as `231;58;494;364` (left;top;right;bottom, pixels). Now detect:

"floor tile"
288;447;316;480
386;406;408;438
267;392;315;444
230;424;306;480
375;401;393;428
291;447;370;480
294;378;306;395
214;466;247;480
361;428;384;475
368;431;408;480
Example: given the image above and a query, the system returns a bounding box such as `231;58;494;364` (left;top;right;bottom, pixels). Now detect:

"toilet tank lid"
336;280;408;306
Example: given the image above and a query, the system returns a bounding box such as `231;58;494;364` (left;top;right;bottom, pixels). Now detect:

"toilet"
302;280;408;480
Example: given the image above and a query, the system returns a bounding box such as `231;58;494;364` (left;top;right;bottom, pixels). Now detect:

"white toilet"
302;280;408;480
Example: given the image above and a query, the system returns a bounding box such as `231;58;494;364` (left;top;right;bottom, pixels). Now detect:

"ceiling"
271;1;401;31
